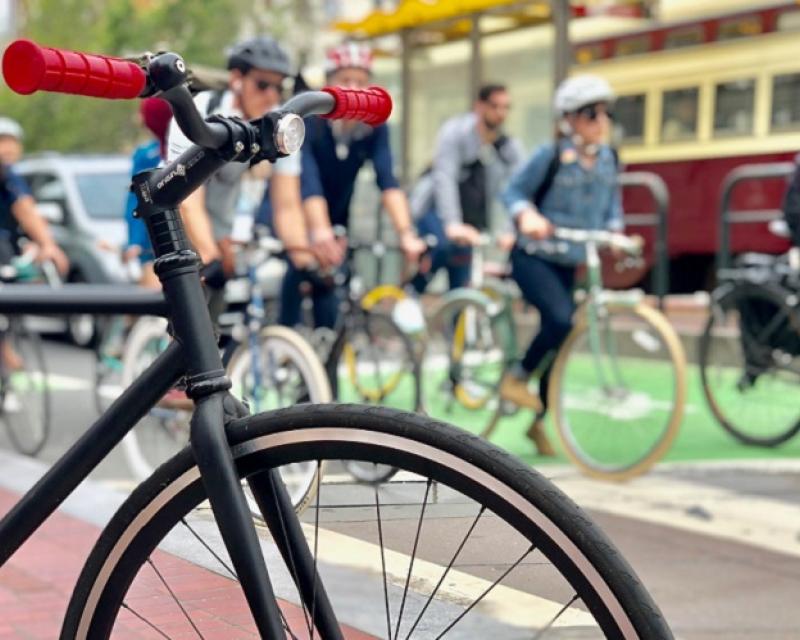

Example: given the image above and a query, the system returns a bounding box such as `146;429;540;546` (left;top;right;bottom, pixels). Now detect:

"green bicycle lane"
335;356;800;467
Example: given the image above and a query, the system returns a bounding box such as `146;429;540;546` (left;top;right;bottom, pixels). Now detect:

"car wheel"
66;273;99;349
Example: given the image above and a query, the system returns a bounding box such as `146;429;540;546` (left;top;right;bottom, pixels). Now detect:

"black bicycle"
0;40;672;638
699;249;800;446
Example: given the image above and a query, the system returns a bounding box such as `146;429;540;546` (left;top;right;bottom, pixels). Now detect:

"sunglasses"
577;104;614;121
253;78;284;93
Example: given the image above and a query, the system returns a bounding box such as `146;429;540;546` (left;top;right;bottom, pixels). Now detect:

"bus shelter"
333;0;573;184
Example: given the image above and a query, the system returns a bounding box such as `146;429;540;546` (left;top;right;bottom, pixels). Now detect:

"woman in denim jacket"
499;75;622;455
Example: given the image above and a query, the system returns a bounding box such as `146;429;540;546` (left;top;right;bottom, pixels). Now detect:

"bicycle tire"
62;404;673;639
227;325;332;513
699;282;800;447
549;302;686;481
0;318;51;457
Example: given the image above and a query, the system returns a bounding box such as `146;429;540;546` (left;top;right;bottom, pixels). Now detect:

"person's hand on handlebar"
399;229;427;264
35;242;69;276
310;227;345;269
517;208;553;240
445;222;482;246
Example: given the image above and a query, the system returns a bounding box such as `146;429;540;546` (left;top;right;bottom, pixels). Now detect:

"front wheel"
63;405;673;639
549;302;686;481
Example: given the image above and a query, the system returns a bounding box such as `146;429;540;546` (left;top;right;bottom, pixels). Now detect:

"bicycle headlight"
275;113;305;155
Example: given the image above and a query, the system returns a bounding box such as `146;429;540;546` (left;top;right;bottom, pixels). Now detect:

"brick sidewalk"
0;488;374;639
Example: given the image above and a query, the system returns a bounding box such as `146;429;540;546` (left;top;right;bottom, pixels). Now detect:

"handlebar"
2;39;393;158
2;39;146;98
551;228;643;255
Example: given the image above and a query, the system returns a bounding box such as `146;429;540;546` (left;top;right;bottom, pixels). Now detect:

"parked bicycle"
0;40;672;638
699;219;800;446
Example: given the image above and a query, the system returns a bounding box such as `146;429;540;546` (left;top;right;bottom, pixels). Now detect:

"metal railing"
619;171;670;307
717;162;794;272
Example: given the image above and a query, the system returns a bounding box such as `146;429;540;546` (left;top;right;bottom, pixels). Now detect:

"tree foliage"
1;0;250;153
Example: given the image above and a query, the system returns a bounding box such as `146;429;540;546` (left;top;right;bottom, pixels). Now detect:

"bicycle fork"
146;203;341;638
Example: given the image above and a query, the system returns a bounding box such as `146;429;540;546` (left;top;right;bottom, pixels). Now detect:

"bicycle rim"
0;320;50;457
699;292;800;447
551;304;685;480
63;405;672;639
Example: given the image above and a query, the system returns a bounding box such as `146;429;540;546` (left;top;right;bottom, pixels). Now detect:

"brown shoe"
498;372;543;413
527;418;556;457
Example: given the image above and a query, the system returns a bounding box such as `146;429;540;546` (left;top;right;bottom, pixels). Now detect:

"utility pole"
551;0;570;90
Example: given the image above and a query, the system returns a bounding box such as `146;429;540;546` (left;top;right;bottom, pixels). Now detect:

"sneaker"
526;418;556;457
498;372;543;413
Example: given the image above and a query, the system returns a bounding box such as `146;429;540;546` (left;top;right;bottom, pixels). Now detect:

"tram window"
613;94;645;144
718;17;762;41
777;10;800;32
664;26;704;50
772;73;800;130
714;79;755;136
615;36;649;57
661;88;698;142
575;44;604;64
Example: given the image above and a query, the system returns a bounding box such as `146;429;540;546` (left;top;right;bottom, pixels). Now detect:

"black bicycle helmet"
227;36;291;76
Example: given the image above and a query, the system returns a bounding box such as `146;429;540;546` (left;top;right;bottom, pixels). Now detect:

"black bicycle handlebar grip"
2;39;145;98
320;86;392;126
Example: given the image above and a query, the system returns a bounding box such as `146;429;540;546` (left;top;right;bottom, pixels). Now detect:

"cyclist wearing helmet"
499;74;622;456
274;42;425;329
166;35;301;310
0;117;69;275
410;83;524;293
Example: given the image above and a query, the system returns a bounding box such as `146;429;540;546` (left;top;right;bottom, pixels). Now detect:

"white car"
15;153;132;345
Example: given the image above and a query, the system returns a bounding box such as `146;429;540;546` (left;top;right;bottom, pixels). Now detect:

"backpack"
456;134;518;229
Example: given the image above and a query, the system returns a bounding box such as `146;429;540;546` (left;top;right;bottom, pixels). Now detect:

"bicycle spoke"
393;478;433;640
375;484;393;640
433;544;535;639
121;602;173;639
146;558;206;639
532;594;580;639
403;506;486;640
180;517;236;578
180;515;299;638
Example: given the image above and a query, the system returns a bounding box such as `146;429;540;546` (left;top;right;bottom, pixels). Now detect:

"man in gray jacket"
411;83;524;292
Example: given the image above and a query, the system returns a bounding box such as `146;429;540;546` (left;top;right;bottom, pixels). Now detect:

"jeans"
279;261;339;329
411;208;472;293
510;248;575;408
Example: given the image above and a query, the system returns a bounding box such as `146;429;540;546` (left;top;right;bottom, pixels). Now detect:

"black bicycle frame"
0;81;342;638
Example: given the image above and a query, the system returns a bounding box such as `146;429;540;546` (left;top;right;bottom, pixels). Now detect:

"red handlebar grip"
321;86;392;126
2;39;145;99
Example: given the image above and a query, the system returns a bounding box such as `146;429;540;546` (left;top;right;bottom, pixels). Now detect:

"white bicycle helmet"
554;75;615;116
0;117;23;140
